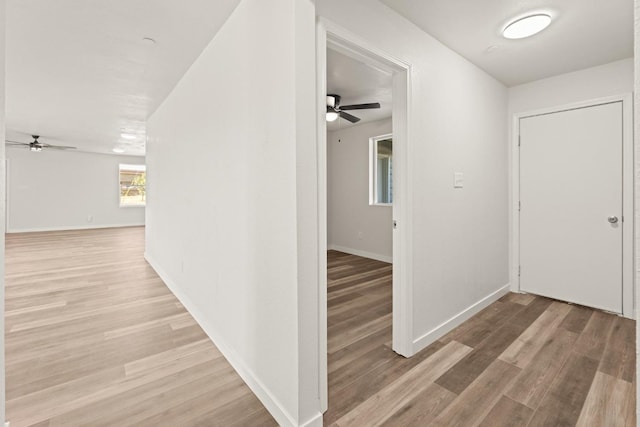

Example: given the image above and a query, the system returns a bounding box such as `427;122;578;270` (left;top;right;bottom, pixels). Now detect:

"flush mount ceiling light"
503;14;551;39
113;148;125;153
120;133;137;140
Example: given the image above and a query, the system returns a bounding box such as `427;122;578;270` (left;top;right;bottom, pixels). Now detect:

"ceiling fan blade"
45;145;77;150
339;111;361;123
340;102;381;111
5;141;29;146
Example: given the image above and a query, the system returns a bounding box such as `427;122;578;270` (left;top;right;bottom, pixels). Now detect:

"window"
119;164;146;207
369;134;392;205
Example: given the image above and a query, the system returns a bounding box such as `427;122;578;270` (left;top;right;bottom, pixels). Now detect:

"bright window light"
119;164;146;207
369;134;393;206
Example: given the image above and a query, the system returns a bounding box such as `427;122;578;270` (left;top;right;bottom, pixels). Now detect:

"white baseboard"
144;252;306;427
412;284;511;353
327;244;392;263
7;223;145;233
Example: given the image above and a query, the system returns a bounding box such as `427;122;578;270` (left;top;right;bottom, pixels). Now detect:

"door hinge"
518;266;521;277
518;201;521;211
518;135;521;147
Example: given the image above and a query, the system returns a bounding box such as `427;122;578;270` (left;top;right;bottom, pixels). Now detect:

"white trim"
300;412;323;427
317;17;414;366
6;223;145;233
315;18;329;413
328;244;392;263
391;62;414;357
621;93;634;318
511;93;634;319
412;284;511;353
5;159;9;232
144;252;301;427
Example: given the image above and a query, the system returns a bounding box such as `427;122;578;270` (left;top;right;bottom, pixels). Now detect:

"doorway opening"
316;18;413;413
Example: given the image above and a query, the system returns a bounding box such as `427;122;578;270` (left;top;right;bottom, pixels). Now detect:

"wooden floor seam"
324;249;636;427
5;227;277;427
4;230;636;426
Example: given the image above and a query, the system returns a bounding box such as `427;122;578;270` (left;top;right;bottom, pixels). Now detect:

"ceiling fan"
5;135;76;152
326;94;380;123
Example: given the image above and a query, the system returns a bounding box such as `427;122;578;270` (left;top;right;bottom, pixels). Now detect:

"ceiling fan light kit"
326;110;339;122
325;94;381;124
5;135;77;152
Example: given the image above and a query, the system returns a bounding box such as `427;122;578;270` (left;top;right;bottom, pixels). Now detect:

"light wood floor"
325;250;636;426
6;230;636;426
5;227;276;427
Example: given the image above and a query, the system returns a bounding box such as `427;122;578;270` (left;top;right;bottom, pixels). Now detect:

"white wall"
327;118;392;262
509;58;633;114
0;0;6;422
145;0;320;426
317;0;510;352
633;0;639;418
6;147;145;232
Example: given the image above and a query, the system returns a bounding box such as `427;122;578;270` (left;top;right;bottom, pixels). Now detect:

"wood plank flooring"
6;231;636;426
5;227;276;427
325;250;636;427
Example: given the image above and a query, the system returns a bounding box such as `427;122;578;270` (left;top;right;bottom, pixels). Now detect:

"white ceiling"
326;48;392;131
6;0;241;156
380;0;634;87
6;1;633;154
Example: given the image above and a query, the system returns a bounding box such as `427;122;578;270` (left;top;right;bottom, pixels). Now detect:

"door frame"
316;17;414;411
510;93;634;318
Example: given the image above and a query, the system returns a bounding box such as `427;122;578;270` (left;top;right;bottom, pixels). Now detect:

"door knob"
608;216;619;224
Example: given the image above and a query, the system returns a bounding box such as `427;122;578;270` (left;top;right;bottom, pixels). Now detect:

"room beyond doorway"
316;17;413;411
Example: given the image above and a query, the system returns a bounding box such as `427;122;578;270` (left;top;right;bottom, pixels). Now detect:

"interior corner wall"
145;0;319;425
317;0;509;352
327;118;392;262
5;148;145;232
0;0;6;423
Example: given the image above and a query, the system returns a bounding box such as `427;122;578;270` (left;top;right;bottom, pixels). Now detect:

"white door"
519;102;623;313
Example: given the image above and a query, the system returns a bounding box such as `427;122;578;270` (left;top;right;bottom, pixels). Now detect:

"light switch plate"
454;172;464;188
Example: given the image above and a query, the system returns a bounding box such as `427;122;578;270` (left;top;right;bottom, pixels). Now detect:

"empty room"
0;0;638;426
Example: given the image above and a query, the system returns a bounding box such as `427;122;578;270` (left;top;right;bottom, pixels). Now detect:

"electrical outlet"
87;215;93;222
357;231;363;240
